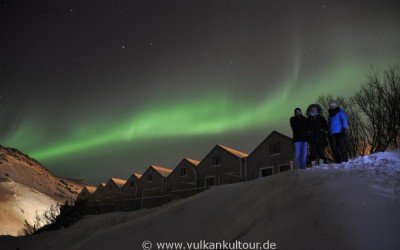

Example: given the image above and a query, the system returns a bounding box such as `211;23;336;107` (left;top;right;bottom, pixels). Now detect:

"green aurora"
3;57;394;163
2;0;400;184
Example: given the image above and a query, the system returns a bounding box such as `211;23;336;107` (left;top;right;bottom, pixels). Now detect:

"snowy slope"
1;150;399;250
0;178;59;236
0;146;83;236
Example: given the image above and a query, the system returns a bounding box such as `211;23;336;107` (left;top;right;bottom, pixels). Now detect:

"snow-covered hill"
0;146;83;236
0;179;58;236
1;149;399;249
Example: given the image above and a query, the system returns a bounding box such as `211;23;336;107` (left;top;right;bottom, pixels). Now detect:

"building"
122;172;142;196
121;172;143;210
137;165;173;208
103;177;127;198
167;158;200;199
77;185;97;200
91;183;106;200
196;144;248;187
86;183;106;214
247;130;293;180
137;165;172;197
81;130;295;214
100;178;127;212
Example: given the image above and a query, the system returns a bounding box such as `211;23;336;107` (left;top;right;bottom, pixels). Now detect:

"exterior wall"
103;181;121;197
167;160;196;192
91;186;104;200
77;188;91;200
101;181;124;212
87;185;105;214
247;132;294;180
121;175;139;196
137;168;166;198
196;146;245;187
137;167;168;209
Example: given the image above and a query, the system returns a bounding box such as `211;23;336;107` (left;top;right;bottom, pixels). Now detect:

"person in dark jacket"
328;100;349;163
306;104;329;165
290;108;308;169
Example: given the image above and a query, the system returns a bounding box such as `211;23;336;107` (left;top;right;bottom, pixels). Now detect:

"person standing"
328;101;349;163
306;104;329;165
290;108;308;169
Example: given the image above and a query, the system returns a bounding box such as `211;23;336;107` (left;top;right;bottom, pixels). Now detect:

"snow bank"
315;149;400;199
1;150;399;250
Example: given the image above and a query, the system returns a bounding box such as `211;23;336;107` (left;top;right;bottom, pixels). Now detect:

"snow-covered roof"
110;178;127;188
84;185;97;194
150;165;173;177
184;158;200;166
217;144;249;158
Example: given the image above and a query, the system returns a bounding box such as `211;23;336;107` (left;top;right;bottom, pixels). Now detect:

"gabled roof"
124;172;142;186
184;157;200;166
248;130;292;157
126;172;142;182
150;165;173;177
93;183;106;195
217;144;249;158
84;185;97;194
168;158;200;178
110;177;127;188
122;172;142;189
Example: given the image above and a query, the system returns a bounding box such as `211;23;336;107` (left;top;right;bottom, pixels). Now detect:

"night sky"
1;0;399;184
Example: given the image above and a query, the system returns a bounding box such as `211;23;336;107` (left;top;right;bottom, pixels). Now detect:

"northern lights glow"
1;0;399;182
3;57;388;161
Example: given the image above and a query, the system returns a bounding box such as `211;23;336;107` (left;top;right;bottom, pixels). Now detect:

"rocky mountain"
0;145;84;236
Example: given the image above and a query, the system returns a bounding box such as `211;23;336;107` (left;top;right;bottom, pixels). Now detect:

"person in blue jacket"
328;100;349;163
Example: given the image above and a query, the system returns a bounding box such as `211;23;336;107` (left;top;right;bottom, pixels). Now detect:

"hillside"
0;146;83;236
1;149;399;249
